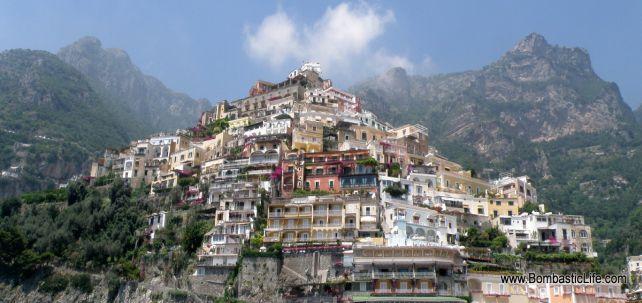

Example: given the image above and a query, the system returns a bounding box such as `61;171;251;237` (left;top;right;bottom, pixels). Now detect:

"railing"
313;210;327;216
328;210;342;216
341;183;377;188
269;212;283;218
345;223;356;228
415;272;437;279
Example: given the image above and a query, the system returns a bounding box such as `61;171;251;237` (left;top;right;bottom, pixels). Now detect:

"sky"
1;1;641;109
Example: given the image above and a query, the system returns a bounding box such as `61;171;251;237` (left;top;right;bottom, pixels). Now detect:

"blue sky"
1;1;641;108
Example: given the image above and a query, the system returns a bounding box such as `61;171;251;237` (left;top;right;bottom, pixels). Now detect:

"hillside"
57;37;210;133
351;33;642;270
0;49;132;197
352;33;638;160
636;105;642;124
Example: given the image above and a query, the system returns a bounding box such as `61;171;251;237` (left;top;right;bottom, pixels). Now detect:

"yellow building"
169;146;204;171
291;120;324;152
201;131;233;160
264;195;379;243
488;197;521;219
438;169;490;196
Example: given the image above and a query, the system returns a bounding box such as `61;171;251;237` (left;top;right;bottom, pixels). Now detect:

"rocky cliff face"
58;37;210;133
635;105;642;124
351;33;638;160
0;49;132;197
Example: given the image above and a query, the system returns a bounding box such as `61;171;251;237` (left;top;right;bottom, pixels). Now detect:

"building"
264;195;379;244
496;212;596;257
347;245;468;297
279;149;378;196
491;174;538;205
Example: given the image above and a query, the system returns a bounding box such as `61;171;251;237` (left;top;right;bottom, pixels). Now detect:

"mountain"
57;37;210;133
352;33;642;270
352;33;638;160
635;104;642;124
0;49;132;197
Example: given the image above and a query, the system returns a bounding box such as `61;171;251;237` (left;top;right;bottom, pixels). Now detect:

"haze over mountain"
57;37;210;134
352;33;642;268
0;49;132;197
0;37;212;198
352;33;638;160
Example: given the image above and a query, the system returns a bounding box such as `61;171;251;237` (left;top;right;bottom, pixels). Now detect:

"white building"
496;212;596;257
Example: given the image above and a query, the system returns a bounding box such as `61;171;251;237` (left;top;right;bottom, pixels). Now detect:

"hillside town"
89;63;634;303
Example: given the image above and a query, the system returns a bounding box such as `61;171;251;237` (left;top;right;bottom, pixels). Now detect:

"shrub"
69;273;93;293
106;272;121;302
40;273;69;294
181;220;211;254
168;289;189;301
383;184;407;198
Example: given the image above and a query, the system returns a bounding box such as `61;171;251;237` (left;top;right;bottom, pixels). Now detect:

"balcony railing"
352;271;437;280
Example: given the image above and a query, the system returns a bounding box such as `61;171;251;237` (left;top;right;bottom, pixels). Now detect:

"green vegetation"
460;227;508;253
39;273;69;294
383;183;408;198
181;220;211;254
357;157;379;167
518;202;540;214
0;49;137;198
293;189;331;197
0;178;148;280
387;162;401;177
523;251;588;263
69;273;93;293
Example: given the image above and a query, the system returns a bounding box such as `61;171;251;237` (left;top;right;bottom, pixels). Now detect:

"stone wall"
237;257;283;303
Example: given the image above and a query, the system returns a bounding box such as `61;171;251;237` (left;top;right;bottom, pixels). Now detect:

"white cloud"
244;2;426;83
244;9;300;67
371;50;415;74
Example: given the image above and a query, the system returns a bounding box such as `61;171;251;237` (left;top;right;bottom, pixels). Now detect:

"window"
508;201;514;206
495;201;501;206
508;211;513;216
315;181;320;190
329;180;334;189
493;210;498;217
477;208;484;215
579;230;588;238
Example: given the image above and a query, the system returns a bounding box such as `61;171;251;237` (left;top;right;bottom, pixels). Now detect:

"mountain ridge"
0;49;132;197
351;33;642;270
57;36;210;134
351;33;638;160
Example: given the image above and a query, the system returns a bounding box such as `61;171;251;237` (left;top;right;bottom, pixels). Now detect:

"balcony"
298;210;312;216
415;272;437;279
327;210;342;216
269;212;283;218
372;288;436;295
313;210;328;216
341;183;377;189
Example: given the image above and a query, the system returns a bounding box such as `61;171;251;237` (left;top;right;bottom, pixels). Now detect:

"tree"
181;220;210;254
1;197;21;217
519;202;540;214
67;181;87;205
0;226;27;267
